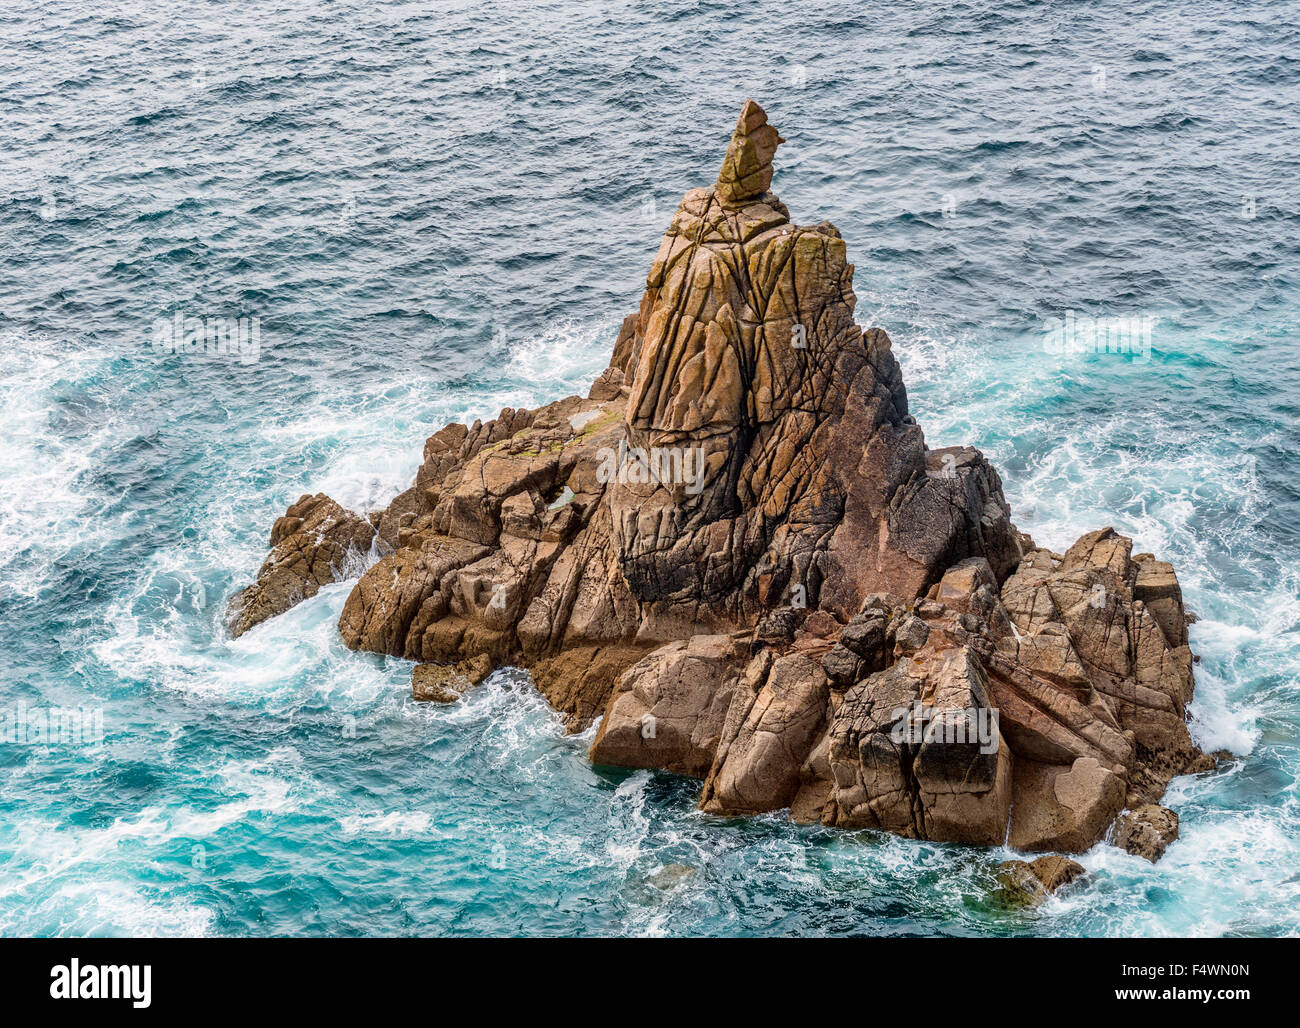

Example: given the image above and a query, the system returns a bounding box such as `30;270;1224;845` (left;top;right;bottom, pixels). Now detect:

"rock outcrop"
227;493;375;638
228;101;1208;858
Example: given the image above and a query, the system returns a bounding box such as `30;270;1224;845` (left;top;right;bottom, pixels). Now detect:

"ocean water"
1;0;1297;937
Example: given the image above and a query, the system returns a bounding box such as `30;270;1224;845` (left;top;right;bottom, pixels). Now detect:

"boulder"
458;653;494;685
824;645;1011;845
840;609;887;669
716;98;784;204
590;635;742;777
1008;757;1126;853
820;644;864;689
412;655;493;703
412;664;468;703
992;855;1088;908
1112;803;1179;862
699;652;830;815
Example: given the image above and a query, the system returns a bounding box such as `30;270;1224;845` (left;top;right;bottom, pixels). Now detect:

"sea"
0;0;1296;936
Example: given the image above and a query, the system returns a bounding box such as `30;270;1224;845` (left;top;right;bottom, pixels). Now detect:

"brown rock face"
229;101;1207;857
590;634;743;778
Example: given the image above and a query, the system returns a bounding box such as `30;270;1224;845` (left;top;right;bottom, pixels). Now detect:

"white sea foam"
604;771;654;868
0;747;313;906
94;575;393;712
35;882;215;939
436;668;571;777
503;315;614;398
0;334;126;598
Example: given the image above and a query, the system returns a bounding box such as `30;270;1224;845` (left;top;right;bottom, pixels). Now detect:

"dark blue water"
1;0;1297;936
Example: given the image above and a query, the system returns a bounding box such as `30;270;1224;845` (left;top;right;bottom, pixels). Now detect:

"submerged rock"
992;855;1088;908
231;101;1210;856
646;862;697;890
623;861;699;906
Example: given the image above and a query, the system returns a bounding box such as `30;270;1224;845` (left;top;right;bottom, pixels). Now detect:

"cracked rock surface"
229;101;1209;856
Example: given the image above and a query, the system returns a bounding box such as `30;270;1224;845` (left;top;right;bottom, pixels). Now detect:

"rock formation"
1112;803;1180;862
227;493;375;638
227;100;1212;858
991;855;1088;907
411;654;493;703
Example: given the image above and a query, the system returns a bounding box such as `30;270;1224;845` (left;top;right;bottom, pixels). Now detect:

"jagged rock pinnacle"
230;104;1207;859
715;99;785;204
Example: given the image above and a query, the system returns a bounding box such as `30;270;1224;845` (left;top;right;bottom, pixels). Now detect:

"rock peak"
715;99;785;205
230;103;1208;863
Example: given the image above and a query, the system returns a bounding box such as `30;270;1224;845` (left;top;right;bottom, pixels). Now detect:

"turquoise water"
1;0;1297;936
